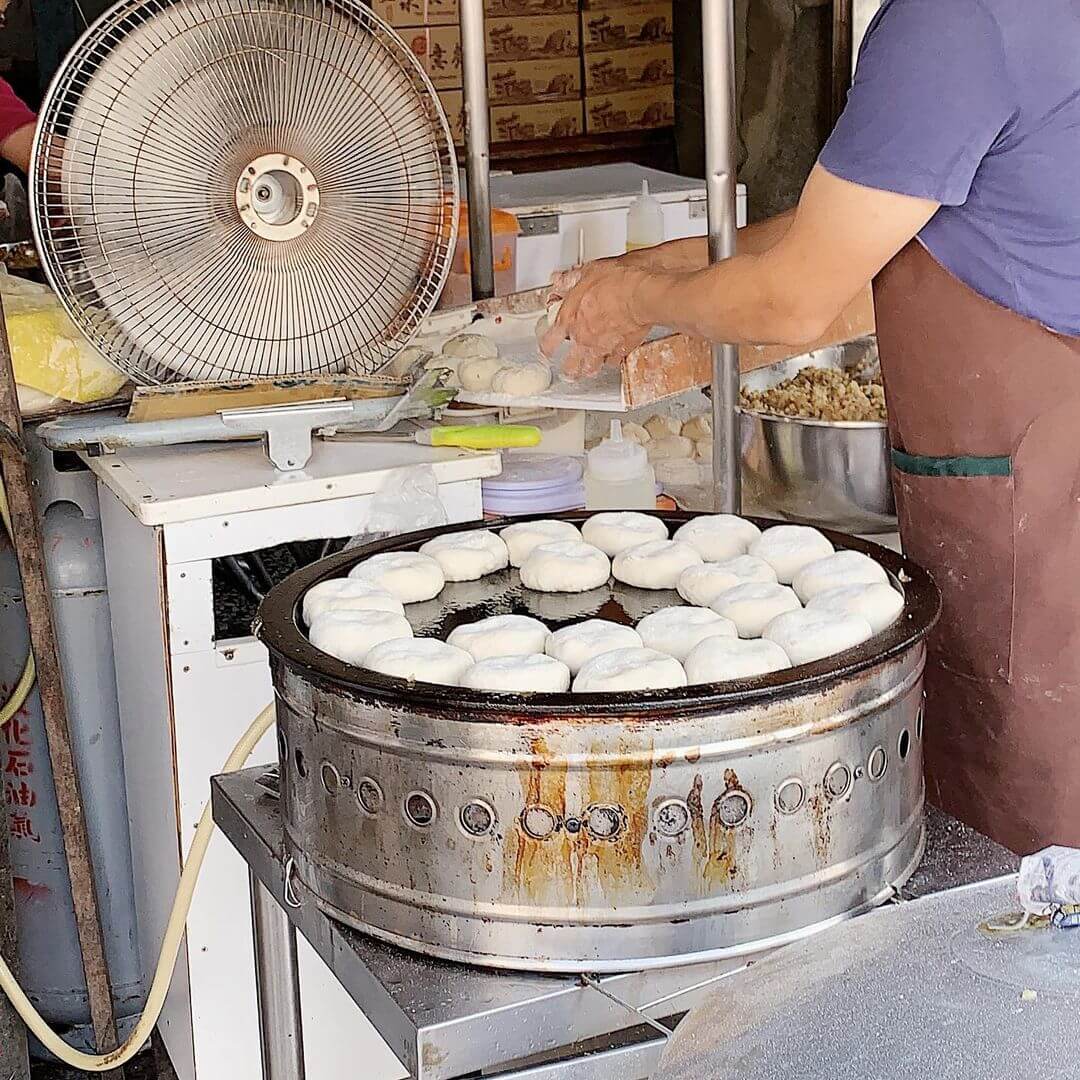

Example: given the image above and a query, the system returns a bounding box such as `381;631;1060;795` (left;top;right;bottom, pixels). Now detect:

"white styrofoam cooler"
488;163;748;293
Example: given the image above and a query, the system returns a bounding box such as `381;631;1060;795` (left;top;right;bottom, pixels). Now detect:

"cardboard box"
585;84;674;132
491;100;584;141
371;0;459;27
485;14;580;60
402;24;462;88
488;57;581;105
484;0;578;13
584;42;673;92
582;3;674;52
437;89;466;144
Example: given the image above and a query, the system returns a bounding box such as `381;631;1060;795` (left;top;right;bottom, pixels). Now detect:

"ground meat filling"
740;366;887;423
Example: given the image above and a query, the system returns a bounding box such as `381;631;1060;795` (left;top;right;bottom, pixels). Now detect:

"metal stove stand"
210;769;1017;1080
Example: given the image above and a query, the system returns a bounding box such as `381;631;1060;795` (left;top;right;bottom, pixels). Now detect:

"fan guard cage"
31;0;459;385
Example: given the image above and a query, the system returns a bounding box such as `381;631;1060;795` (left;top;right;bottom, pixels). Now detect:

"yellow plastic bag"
1;268;127;410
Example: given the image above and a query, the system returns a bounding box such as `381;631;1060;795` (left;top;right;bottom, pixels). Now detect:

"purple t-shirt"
819;0;1080;335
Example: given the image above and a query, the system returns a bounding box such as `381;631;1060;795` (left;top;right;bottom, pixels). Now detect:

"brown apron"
873;241;1080;855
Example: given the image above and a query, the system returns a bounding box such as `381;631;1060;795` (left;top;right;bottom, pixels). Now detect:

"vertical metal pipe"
701;0;741;513
459;0;495;300
250;872;306;1080
0;800;30;1080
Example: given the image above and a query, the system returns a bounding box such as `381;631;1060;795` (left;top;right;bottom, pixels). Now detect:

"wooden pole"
0;797;29;1080
831;0;854;127
0;292;121;1061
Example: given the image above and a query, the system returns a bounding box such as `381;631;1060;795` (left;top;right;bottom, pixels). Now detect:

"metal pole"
831;0;854;126
702;0;741;513
459;0;495;300
250;871;306;1080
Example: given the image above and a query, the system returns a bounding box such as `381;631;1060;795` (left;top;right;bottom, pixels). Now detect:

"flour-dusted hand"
540;260;653;380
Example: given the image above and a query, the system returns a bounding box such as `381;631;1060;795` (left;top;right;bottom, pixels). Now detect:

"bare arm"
0;123;33;174
621;208;797;272
544;167;938;373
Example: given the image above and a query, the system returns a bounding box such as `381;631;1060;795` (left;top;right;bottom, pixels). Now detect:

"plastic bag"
1018;846;1080;917
344;465;448;549
1;266;128;415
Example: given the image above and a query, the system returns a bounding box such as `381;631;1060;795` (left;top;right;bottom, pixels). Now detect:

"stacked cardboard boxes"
581;1;674;134
373;2;673;145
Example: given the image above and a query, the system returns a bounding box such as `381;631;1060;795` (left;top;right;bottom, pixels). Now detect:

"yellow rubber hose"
0;475;37;728
0;700;276;1069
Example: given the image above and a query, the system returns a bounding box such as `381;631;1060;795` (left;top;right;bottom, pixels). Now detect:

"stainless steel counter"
211;768;1016;1080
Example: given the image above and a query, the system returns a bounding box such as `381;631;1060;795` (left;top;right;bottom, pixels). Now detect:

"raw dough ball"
520;540;611;593
573;647;687;693
363;637;474;686
612;540;703;590
546;619;644;674
647;435;694;462
447;613;550;660
388;345;432;378
442;333;499;360
673;515;762;563
636;606;737;661
684;637;791;685
462;654;571;694
302;579;405;626
654;459;706;489
418;529;509;582
501;519;582;567
677;562;772;607
715;555;779;585
458;354;504;391
491;360;553;397
582;512;668;556
749;525;835;584
308;609;413;665
621;422;651;446
791;550;889;603
681;414;712;442
348;551;445;604
763;608;874;666
711;582;801;639
807;582;904;634
644;414;683;440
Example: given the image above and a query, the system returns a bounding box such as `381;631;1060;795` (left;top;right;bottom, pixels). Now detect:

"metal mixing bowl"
740;337;895;534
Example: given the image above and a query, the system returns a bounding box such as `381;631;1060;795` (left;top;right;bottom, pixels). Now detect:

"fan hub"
236;153;319;241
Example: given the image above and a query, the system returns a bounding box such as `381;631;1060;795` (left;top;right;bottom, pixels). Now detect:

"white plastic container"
625;179;665;252
584;420;657;510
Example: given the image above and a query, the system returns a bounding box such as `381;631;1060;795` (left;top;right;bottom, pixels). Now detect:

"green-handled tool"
327;424;542;450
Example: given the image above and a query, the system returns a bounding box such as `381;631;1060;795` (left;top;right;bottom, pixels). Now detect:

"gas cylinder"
0;428;144;1054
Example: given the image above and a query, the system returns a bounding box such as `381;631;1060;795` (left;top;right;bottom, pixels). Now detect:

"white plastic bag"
344;465;448;549
1018;846;1080;917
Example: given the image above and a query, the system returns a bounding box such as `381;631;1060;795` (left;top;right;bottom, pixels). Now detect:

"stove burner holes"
824;762;853;801
320;762;341;795
867;746;888;781
356;777;383;817
404;791;437;829
653;798;691;838
898;728;911;761
294;748;307;779
716;790;752;829
775;778;805;815
585;804;626;841
521;805;559;840
459;799;496;838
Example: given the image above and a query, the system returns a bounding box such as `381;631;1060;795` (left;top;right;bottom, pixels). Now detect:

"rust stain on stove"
808;790;832;861
504;735;573;906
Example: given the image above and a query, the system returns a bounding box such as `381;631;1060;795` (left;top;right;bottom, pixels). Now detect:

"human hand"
540;260;653;381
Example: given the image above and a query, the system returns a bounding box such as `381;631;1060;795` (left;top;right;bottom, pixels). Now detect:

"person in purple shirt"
545;0;1080;855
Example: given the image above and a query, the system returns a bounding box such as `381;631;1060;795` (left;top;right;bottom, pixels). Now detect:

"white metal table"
212;768;1017;1080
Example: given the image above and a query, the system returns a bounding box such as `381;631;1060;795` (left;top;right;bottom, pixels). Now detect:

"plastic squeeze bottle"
584;420;656;510
626;179;665;252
